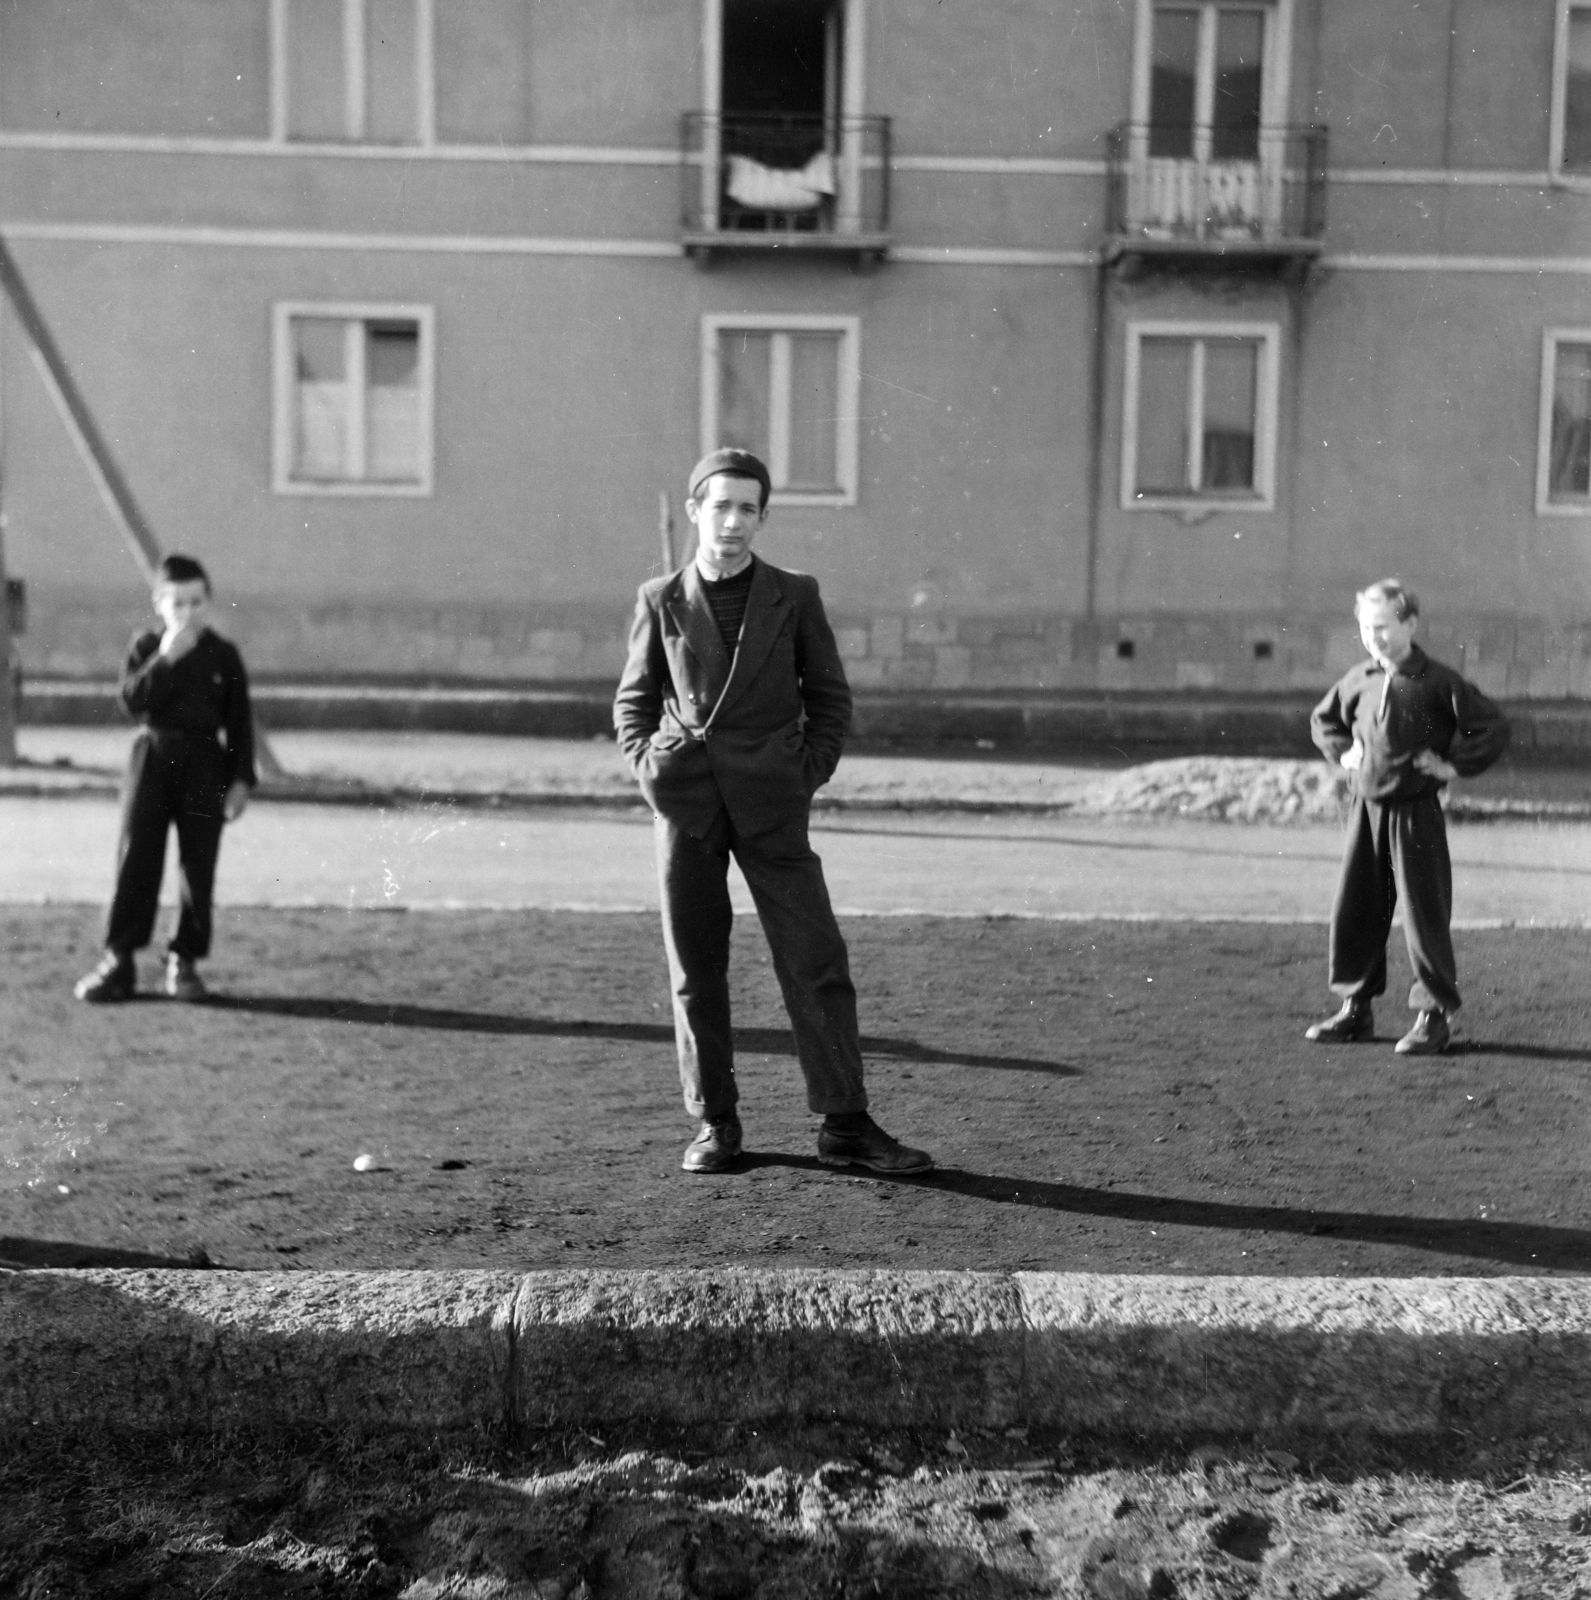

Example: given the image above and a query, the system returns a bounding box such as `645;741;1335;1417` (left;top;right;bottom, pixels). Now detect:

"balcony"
1104;123;1327;274
681;112;891;263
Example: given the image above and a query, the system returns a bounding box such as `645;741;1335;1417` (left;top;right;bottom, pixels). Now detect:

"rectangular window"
278;0;432;144
273;303;434;496
1537;330;1591;513
1146;2;1268;161
1554;2;1591;175
1121;321;1279;511
701;315;860;506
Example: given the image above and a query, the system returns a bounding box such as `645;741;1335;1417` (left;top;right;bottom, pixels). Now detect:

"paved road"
3;796;1587;924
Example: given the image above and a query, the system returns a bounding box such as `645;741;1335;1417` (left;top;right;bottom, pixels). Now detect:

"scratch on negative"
857;369;939;404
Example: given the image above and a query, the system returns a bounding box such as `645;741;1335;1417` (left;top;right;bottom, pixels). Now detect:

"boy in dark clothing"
1306;580;1510;1055
75;555;256;1003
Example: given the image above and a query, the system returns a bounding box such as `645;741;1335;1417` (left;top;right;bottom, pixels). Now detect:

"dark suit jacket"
613;556;852;837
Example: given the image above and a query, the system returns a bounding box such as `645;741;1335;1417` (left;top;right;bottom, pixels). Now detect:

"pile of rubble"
1085;757;1355;823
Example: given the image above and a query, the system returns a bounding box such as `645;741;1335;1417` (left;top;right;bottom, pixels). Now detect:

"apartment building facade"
4;0;1590;698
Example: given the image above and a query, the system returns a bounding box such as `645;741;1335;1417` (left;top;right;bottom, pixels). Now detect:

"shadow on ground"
732;1158;1591;1272
0;1237;218;1270
203;994;1079;1077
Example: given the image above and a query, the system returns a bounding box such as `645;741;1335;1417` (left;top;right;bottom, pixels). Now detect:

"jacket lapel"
710;558;788;724
666;563;732;699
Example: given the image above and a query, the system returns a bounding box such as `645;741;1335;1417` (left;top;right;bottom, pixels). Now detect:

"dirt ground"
5;904;1591;1596
5;1420;1591;1598
3;906;1587;1279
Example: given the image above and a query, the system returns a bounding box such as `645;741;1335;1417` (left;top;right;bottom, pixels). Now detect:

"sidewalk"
7;725;1591;819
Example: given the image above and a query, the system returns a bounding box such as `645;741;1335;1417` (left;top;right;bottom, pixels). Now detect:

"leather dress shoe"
1394;1009;1451;1056
1304;1000;1374;1043
165;954;208;1003
817;1115;933;1175
682;1117;742;1173
74;951;135;1003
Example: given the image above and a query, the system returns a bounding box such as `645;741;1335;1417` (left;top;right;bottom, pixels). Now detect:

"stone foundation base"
15;592;1591;701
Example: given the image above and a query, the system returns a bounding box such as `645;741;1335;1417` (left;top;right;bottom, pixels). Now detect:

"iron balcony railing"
1105;122;1327;249
680;112;891;246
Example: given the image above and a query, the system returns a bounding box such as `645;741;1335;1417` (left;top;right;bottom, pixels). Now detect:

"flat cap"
688;448;771;504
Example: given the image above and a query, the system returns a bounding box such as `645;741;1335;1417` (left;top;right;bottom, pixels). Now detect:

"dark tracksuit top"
106;628;256;960
1309;644;1510;1015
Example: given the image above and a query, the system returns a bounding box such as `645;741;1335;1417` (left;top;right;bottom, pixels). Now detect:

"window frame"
1551;0;1591;183
699;313;861;508
270;0;436;146
272;300;436;498
1129;0;1293;135
1536;327;1591;515
1120;318;1281;513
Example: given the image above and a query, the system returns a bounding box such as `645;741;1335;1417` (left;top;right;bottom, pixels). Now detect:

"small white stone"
353;1154;376;1172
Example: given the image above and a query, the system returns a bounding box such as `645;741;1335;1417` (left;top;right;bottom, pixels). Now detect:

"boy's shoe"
164;955;208;1003
682;1117;742;1173
1394;1009;1451;1056
817;1116;933;1175
74;951;135;1003
1304;1000;1374;1043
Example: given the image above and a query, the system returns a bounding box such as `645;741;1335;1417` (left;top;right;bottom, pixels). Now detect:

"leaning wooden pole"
0;232;284;779
658;490;676;571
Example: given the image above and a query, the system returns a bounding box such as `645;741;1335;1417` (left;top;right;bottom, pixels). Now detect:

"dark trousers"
104;729;228;962
655;806;869;1122
1328;791;1461;1016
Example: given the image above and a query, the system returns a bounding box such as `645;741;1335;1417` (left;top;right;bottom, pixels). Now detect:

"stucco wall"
0;0;1586;695
0;0;271;138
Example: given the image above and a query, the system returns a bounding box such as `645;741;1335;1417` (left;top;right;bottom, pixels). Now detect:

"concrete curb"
5;1269;1589;1441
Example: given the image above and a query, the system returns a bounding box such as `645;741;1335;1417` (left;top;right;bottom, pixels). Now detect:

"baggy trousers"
104;729;228;961
655;806;869;1122
1328;790;1461;1016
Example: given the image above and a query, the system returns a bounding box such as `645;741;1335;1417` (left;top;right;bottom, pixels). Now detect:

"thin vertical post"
0;270;15;766
268;0;290;143
659;492;676;571
344;0;366;140
414;0;436;146
838;0;866;233
701;0;722;231
0;520;16;767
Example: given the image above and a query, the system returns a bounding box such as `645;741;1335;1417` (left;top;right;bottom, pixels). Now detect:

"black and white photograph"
2;1;1590;1593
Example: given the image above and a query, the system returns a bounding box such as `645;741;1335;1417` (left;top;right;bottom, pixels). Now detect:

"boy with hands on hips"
1306;579;1509;1056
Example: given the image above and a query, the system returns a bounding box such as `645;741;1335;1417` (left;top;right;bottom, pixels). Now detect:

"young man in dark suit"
614;448;933;1176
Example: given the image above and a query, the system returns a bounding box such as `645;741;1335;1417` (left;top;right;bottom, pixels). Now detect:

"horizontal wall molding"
2;221;1096;267
0;131;1567;192
6;221;1591;276
0;129;678;165
891;245;1096;267
1;220;682;259
1327;253;1591;273
892;154;1105;175
1330;167;1555;187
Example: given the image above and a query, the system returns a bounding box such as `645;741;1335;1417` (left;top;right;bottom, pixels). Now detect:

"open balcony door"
1130;0;1293;242
701;0;865;234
